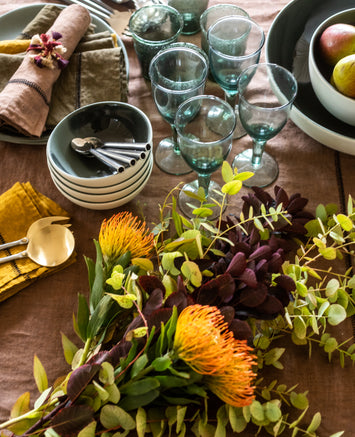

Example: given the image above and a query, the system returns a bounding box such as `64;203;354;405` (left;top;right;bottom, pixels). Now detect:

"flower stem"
78;338;93;367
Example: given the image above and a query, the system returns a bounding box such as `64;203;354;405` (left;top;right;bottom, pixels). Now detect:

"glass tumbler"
168;0;209;35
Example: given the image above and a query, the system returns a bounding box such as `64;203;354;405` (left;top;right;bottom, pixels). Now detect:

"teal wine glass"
232;63;298;188
149;45;209;175
175;95;236;219
207;16;265;139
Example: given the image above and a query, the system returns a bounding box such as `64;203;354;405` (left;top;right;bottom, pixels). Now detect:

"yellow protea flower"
173;304;256;407
206;343;257;407
99;212;154;262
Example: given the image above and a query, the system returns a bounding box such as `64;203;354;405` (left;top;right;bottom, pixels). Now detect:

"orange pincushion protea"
173;304;256;407
99;212;154;262
206;343;257;407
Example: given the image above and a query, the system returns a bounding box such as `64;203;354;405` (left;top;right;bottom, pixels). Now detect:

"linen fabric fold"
0;182;76;303
0;4;91;137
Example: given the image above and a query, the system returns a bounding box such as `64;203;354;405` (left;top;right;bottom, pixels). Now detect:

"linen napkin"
0;182;76;303
0;5;128;136
0;4;91;138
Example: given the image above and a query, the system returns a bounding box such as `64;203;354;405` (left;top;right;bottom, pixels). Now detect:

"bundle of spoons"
71;137;151;174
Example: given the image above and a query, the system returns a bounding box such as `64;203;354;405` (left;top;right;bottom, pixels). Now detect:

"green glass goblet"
149;45;209;175
175;95;236;219
232;63;298;188
207;16;265;139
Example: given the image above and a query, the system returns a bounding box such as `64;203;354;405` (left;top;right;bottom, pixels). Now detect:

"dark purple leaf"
216;274;236;303
249;245;272;261
219;306;235;324
67;364;100;401
274;274;295;293
143;289;164;317
238;268;258;288
51;405;94;436
138;275;165;295
226;252;247;276
238;283;268;307
268;252;283;273
107;340;132;367
147;308;173;331
255;294;285;316
228;318;253;341
252;186;274;204
165;290;187;312
287;196;308;214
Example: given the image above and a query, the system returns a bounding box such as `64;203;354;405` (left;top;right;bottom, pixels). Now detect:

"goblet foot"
178;179;226;220
154;136;192;175
232;148;279;188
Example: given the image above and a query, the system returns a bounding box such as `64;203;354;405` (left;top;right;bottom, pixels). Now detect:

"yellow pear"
331;54;355;98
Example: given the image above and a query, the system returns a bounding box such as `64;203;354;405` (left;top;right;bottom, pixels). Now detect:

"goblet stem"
224;91;246;139
251;140;266;167
198;174;211;198
171;124;181;155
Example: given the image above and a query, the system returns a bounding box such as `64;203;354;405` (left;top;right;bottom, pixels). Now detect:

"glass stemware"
207;16;265;139
232;63;298;188
149;45;209;175
175;95;236;219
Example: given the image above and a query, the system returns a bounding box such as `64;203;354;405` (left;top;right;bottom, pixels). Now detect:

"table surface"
0;1;354;435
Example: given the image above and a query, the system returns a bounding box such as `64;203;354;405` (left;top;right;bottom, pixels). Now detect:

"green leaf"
253;217;264;232
228;406;247;432
323;337;338;353
265;402;282;422
216;405;228;437
10;392;30;418
90;240;105;312
306;412;321;433
176;406;187;434
250;400;264;422
61;332;78;365
119;390;160;411
106;384;121;404
293;316;307;339
77;293;90;342
106;292;137;309
86;295;113;339
336;214;353;231
319;246;337;260
100;405;136;430
136;407;147;437
221;161;234;182
290;392;309;410
181;260;202;287
33;355;48;393
315;204;327;222
152;356;172;372
78;421;96;437
161;251;182;276
131;354;149;378
34;387;52;409
327;304;347;325
221;180;242;195
99;362;115;385
93;381;109;401
121;377;160;396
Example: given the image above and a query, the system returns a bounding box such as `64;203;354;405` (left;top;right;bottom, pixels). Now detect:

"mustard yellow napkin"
0;182;76;303
0;4;91;137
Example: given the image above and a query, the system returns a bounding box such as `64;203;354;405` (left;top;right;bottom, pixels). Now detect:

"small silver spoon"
70;138;125;173
73;136;151;151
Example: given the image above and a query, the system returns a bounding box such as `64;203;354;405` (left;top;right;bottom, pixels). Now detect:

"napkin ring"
27;31;68;70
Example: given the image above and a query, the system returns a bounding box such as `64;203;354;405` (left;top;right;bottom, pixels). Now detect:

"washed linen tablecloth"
0;1;354;435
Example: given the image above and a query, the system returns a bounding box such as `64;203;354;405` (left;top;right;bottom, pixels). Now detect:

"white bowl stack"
46;102;153;210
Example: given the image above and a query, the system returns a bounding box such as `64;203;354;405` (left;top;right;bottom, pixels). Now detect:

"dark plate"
266;0;355;155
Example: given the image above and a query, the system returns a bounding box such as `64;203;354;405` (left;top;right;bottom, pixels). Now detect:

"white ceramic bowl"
47;150;152;194
48;153;153;202
47;101;153;187
50;156;153;210
308;8;355;126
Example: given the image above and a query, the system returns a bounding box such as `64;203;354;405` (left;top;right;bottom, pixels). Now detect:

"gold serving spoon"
0;216;70;251
0;224;75;267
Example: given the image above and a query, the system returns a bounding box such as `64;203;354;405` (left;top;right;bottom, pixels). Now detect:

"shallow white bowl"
47;150;152;194
50;157;153;210
47;101;153;187
308;8;355;126
48;153;153;202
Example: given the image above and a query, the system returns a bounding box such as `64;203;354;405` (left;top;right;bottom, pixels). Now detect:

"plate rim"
265;0;355;155
0;3;129;145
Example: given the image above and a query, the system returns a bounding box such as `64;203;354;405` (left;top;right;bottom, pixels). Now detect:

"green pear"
319;23;355;66
331;53;355;98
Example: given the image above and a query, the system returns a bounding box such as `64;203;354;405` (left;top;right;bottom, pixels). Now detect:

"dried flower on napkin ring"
27;31;68;69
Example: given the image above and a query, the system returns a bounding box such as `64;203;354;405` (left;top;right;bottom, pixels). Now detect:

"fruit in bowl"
331;53;355;98
319;23;355;66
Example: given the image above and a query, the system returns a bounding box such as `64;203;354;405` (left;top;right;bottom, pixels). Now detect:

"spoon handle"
90;149;125;173
0;250;28;264
0;237;28;251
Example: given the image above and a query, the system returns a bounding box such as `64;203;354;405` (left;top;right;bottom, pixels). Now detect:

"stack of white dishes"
46;101;153;210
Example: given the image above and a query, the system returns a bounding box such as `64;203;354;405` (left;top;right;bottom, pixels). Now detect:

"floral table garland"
0;162;354;437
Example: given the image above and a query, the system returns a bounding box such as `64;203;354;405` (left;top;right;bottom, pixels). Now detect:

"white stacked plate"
47;101;153;210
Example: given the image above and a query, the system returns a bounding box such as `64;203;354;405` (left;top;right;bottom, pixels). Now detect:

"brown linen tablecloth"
0;1;354;436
